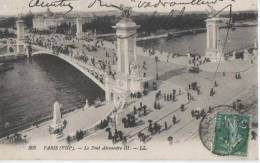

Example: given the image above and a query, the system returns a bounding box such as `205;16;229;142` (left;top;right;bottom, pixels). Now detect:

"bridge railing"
32;44;117;88
224;44;255;55
32;43;113;73
60;54;106;84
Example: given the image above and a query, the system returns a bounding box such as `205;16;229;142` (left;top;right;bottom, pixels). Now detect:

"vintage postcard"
0;0;258;160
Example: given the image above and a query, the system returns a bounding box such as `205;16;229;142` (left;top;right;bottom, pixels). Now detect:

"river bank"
0;63;13;73
0;55;105;138
0;53;26;63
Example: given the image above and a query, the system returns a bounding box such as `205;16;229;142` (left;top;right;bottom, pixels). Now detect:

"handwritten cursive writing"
88;0;235;9
135;0;235;8
88;0;115;8
29;0;75;14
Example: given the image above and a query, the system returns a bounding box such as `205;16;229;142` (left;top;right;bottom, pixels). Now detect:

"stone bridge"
31;45;107;91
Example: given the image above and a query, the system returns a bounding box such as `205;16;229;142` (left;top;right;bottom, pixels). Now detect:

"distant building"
32;8;93;31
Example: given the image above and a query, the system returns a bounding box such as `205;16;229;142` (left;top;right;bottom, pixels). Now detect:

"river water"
137;26;257;55
0;55;104;137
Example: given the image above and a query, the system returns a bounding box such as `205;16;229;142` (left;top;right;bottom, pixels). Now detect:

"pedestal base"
51;123;63;131
129;78;144;94
16;44;25;54
50;123;64;133
76;33;83;39
205;49;225;63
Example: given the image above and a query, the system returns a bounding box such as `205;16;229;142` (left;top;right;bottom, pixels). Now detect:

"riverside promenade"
11;103;114;146
50;39;258;159
72;53;257;160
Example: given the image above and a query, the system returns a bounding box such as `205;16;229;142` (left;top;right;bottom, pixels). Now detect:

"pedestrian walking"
154;101;157;110
172;95;175;102
180;104;185;112
164;121;168;130
251;131;257;140
209;106;213;112
232;101;237;109
210;88;215;96
172;89;176;96
191;110;194;117
214;81;218;87
238;72;242;79
133;106;137;115
178;88;181;95
143;105;147;116
172;115;177;125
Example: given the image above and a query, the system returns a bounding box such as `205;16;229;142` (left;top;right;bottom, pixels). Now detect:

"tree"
0;17;16;28
22;14;33;29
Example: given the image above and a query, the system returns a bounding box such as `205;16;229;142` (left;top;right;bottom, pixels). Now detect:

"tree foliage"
0;17;16;28
0;12;257;34
0;29;16;38
82;12;257;35
22;14;33;29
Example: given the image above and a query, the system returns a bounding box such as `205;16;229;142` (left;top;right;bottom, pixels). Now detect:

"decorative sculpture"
110;4;133;19
206;5;218;18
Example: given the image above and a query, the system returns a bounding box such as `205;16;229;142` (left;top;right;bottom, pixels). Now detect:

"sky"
0;0;258;16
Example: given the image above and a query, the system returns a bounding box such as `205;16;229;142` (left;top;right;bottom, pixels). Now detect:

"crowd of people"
133;102;148;117
163;88;181;102
26;32;119;83
188;53;208;67
107;128;126;144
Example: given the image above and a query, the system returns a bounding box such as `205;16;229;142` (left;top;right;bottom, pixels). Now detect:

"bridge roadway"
101;39;255;70
31;45;107;91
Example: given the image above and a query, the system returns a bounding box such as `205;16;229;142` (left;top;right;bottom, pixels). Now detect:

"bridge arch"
31;46;106;91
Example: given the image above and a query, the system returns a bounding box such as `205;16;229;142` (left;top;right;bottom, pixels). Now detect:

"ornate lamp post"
155;56;159;80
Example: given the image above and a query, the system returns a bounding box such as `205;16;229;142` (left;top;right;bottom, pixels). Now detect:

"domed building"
32;8;93;31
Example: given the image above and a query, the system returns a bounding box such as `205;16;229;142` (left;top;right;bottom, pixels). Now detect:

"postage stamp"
213;113;250;156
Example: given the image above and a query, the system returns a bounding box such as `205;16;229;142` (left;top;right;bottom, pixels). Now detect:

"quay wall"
0;53;26;63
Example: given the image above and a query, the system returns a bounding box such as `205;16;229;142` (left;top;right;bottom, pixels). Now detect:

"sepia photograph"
0;0;258;160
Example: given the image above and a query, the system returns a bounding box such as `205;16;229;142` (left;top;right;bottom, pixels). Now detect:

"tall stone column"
113;18;140;76
205;17;225;62
16;19;25;54
76;17;83;39
112;17;144;95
